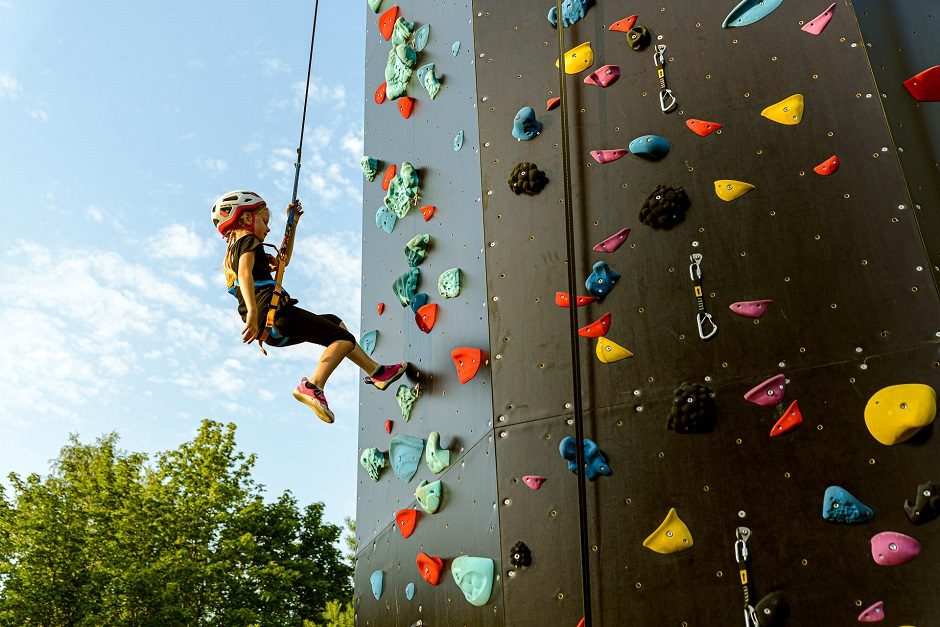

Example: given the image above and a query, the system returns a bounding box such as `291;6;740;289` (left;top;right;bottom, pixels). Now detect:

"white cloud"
0;72;20;98
26;107;48;121
147;224;213;260
262;57;290;76
290;231;361;323
173;269;208;289
196;157;228;175
296;79;347;109
340;128;363;163
86;206;104;223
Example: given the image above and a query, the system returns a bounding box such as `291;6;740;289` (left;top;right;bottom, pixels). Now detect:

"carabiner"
660;89;677;112
697;312;718;340
745;606;759;627
689;253;702;280
653;44;667;66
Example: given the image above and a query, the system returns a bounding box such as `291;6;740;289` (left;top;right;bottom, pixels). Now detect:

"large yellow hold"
555;42;593;74
595;337;633;363
864;384;936;445
714;180;755;201
761;94;804;125
643;508;693;554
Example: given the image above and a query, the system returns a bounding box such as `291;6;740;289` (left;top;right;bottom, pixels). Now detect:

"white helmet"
210;190;266;235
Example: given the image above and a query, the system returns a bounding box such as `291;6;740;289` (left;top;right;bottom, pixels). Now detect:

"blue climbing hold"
390;434;425;483
409;292;429;313
628;134;671;159
375;206;397;233
371;570;384;600
585;260;621;301
413;24;430;52
452;41;460;56
454;129;464;152
512;106;542;141
394;268;420;307
822;485;875;524
405;582;415;600
361;330;378;356
547;0;591;28
722;0;785;28
559;436;611;481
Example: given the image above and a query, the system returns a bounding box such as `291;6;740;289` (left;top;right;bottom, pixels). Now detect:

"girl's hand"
266;253;278;271
242;315;261;343
289;200;303;219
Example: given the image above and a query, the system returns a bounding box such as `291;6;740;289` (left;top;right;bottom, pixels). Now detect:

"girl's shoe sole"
292;391;335;423
372;363;409;391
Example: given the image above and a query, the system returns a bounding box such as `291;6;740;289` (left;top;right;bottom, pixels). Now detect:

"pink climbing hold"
546;97;561;111
858;600;884;622
903;66;940;102
608;15;638;33
870;531;921;566
593;227;631;253
555;292;596;308
590;149;628;164
770;400;803;437
802;3;836;35
522;475;546;490
744;374;787;407
578;312;611;338
813;155;840;176
729;299;773;318
584;65;620;88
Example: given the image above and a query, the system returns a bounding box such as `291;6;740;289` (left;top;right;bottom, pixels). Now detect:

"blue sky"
0;1;370;525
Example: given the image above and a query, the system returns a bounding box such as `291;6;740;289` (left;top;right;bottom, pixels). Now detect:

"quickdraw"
653;44;677;113
689;252;718;340
735;527;761;626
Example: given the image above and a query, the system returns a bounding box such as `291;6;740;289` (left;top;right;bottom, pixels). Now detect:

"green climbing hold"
360;447;385;482
384;45;415;100
413;23;430;52
384;161;420;218
451;556;494;606
389;434;424;483
361;156;378;182
367;0;382;13
391;16;415;46
417;63;441;100
454;129;464;152
405;234;431;267
393;267;420;307
425;431;451;473
415;479;443;513
396;383;420;422
438;267;461;299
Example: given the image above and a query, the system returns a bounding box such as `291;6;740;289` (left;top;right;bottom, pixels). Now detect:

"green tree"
341;516;357;567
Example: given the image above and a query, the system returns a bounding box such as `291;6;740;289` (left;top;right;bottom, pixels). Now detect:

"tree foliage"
0;420;352;626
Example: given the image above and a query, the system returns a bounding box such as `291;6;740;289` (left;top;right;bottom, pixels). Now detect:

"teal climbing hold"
409;292;428;313
390;434;424;482
438;267;461;299
370;570;384;600
360;329;378;356
405;582;415;600
413;23;430;52
585;260;620;301
451;556;495;606
417;63;441;100
722;0;785;28
396;383;420;421
454;129;464;152
512;106;542;141
391;16;415;46
368;0;383;13
451;41;460;56
425;431;451;473
393;267;420;307
384;162;420;218
628;134;671;159
547;0;590;28
384;44;415;100
361;156;378;181
559;436;611;480
360;447;385;482
822;485;875;524
405;233;431;267
375;206;397;233
415;479;443;513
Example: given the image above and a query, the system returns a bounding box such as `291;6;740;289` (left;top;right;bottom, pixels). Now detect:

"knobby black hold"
639;184;691;230
508;162;549;195
627;25;651;51
509;541;532;568
904;481;940;525
667;382;717;434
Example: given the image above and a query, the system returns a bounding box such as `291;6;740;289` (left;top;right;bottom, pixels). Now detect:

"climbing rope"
554;2;594;625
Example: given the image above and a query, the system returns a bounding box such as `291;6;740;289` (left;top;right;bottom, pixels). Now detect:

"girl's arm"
281;200;303;266
237;250;261;342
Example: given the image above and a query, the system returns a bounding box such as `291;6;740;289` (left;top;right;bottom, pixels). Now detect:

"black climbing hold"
639;184;691;230
904;481;940;525
754;591;790;627
509;541;532;568
627;25;651;51
667;382;717;434
508;162;548;196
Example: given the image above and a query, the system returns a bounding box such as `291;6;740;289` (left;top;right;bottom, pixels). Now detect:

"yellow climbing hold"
714;180;755;201
643;508;693;554
761;94;804;125
864;383;936;445
554;42;594;74
596;337;633;363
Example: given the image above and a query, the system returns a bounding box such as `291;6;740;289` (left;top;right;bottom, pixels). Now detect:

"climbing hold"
415;303;438;334
381;164;396;191
385;419;393;434
813;155;840;176
626;26;651;51
510;541;532;568
584;65;620;88
451;347;485;384
375;206;397;233
416;552;444;586
770;399;803;437
578;312;611;338
546;97;560;111
508;162;549;195
729;300;773;318
761;94;805;125
409;292;428;313
397;96;415;119
438;267;461;298
596;336;633;363
391;16;415;46
385;44;415;100
451;556;495;606
389;434;424;483
643;508;693;554
685;119;722;136
905;481;940;525
722;0;784;28
559;436;612;480
417;63;441;100
396;383;420;422
405;582;415;600
871;531;921;566
374;82;387;105
585;260;621;301
822;486;875;523
639;184;691;230
512;107;542;141
593;227;631;253
864;384;937;445
548;0;590;28
628;134;670;159
714;179;755;201
451;41;460;56
393;268;420;307
903;65;940;102
360;448;385;482
361;156;379;181
377;302;385;316
415;479;443;513
754;591;789;627
522;475;546;490
802;3;836;35
378;5;398;40
454;129;464;151
555;292;596;307
555;41;594;74
385;161;420;218
412;23;430;52
609;15;638;32
368;0;383;13
360;330;378;356
744;374;787;407
420;205;436;221
589;149;628;164
371;570;384;600
396;508;418;538
858;601;884;622
425;431;451;473
667;382;717;434
405;234;431;267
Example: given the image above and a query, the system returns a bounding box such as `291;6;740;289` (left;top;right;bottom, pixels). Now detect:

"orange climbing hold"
813;154;840;176
770;399;804;437
381;164;397;191
377;302;385;315
546;97;560;111
379;6;399;41
608;15;638;32
385;419;393;434
398;96;414;119
374;82;387;104
686;119;722;136
555;292;596;308
420;205;436;221
396;508;418;538
416;552;444;586
578;312;611;338
416;303;438;333
903;65;940;102
451;347;485;384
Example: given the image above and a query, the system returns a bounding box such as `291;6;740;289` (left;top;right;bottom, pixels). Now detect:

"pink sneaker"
292;378;335;423
365;362;409;391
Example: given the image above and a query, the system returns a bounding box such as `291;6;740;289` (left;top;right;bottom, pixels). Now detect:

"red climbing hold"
578;312;611;338
385;419;393;434
416;552;444;586
396;508;418;539
374;82;387;105
770;400;803;437
451;347;485;384
813;155;840;176
416;303;438;333
420;205;436;221
608;15;638;32
686;119;722;137
381;164;397;191
577;620;586;627
398;96;414;119
522;475;546;490
555;292;596;308
903;65;940;102
377;302;385;316
546;97;560;111
379;6;399;41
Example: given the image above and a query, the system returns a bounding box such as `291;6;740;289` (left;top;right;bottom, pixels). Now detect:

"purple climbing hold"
729;299;773;318
584;65;620;88
870;531;920;566
590;149;628;164
858;600;884;622
802;3;836;35
522;475;546;490
593;227;631;253
744;374;786;407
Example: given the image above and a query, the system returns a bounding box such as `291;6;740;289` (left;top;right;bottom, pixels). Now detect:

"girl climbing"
211;189;408;423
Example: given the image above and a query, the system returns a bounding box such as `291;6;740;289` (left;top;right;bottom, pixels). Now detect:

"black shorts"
269;304;356;348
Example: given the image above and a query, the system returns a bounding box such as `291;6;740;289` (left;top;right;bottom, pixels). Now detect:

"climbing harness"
653;44;677;113
735;527;760;626
689;252;718;340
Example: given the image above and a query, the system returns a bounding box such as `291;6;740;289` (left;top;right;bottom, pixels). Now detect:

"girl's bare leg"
311;323;379;388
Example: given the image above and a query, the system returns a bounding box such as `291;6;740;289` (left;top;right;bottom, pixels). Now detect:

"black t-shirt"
229;234;276;325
